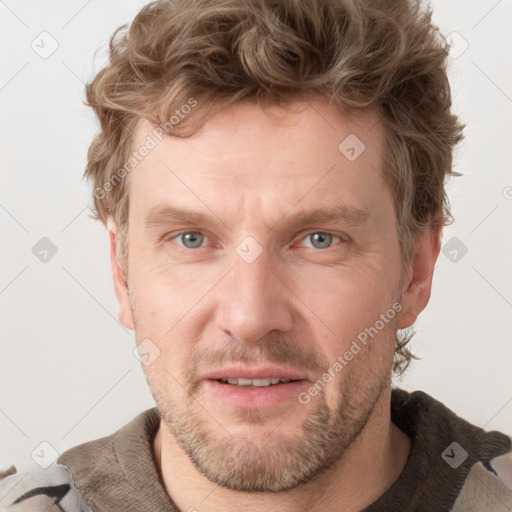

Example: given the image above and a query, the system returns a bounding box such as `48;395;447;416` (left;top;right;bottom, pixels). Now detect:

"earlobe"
397;225;442;329
108;218;135;330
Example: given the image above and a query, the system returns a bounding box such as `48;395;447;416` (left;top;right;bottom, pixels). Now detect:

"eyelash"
166;230;346;250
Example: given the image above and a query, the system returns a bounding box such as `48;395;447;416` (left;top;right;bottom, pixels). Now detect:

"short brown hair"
84;0;464;374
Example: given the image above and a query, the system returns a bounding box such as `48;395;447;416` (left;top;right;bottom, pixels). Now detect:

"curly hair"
83;0;464;376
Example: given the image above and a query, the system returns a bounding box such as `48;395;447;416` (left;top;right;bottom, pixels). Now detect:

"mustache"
185;334;329;389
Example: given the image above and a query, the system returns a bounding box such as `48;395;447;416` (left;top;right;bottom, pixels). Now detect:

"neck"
153;387;410;512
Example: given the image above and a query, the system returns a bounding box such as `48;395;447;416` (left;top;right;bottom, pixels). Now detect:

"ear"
397;224;442;329
108;218;135;330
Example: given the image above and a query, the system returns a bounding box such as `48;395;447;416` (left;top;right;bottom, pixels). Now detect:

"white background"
1;0;511;474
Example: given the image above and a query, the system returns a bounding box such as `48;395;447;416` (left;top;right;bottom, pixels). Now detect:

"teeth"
220;378;294;387
252;378;272;387
220;378;290;388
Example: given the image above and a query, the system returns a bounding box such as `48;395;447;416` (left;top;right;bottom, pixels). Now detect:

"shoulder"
56;408;162;511
451;448;512;511
0;408;161;512
58;408;160;509
389;388;512;510
57;407;159;468
0;463;92;511
57;425;119;498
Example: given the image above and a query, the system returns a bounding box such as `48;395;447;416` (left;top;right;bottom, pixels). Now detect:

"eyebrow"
144;203;370;231
271;204;369;231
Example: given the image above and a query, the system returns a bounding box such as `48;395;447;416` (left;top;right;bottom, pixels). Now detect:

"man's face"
115;98;408;491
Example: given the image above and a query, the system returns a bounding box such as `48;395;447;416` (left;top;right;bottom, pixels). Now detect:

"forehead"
127;98;390;226
134;98;384;166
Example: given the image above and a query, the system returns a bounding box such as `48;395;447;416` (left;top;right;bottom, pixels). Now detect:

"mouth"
203;367;309;409
216;377;298;388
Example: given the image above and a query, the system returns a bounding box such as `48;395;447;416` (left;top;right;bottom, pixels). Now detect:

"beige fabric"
0;464;92;511
451;455;512;511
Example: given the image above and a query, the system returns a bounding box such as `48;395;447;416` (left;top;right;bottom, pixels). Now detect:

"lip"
205;379;309;409
202;365;308;381
201;365;310;409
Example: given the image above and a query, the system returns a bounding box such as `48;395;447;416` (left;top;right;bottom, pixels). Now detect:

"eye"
299;232;343;250
170;231;207;249
166;231;344;251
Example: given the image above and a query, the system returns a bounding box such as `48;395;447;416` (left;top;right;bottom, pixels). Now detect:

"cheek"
294;263;396;332
292;262;401;390
130;258;216;321
129;261;222;370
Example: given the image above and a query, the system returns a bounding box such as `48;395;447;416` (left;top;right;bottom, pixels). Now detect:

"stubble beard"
147;359;389;493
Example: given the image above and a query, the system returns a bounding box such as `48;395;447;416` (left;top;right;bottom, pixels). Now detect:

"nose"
216;245;294;343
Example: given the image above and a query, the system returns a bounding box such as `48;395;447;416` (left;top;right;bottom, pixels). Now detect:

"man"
1;0;511;510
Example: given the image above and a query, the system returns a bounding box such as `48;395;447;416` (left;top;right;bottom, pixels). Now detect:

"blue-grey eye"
179;232;205;249
305;232;335;249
